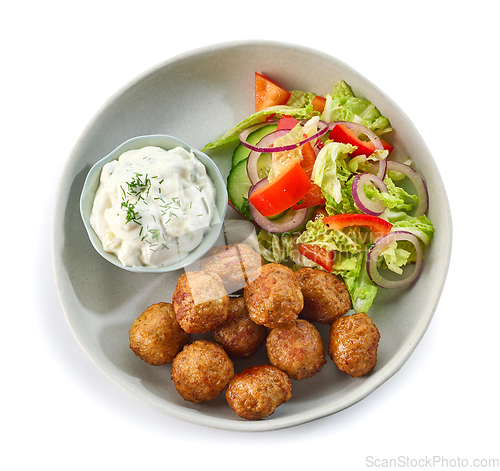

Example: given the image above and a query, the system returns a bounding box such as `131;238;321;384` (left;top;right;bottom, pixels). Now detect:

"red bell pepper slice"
299;244;335;272
249;161;311;217
329;124;393;156
322;213;392;240
255;73;291;112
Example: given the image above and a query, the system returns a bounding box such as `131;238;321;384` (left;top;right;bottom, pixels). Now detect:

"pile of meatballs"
129;243;381;421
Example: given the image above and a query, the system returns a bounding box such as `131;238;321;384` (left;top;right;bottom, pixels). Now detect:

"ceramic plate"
52;40;452;431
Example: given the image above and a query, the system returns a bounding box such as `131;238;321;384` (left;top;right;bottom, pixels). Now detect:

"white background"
3;1;498;469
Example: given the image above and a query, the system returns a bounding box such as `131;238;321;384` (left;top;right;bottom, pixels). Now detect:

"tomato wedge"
277;115;299;131
249;161;311;217
293;184;325;209
329;124;393;156
297;138;326;208
322;213;392;240
299;244;335;272
299;141;316;177
255;73;292;112
311;95;326;114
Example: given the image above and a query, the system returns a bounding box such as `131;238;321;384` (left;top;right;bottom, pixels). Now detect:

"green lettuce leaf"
286;90;316;113
378;240;412;275
324;169;360;215
343;252;378;313
311;142;356;204
257;230;296;265
297;218;365;254
202;105;315;152
347;149;389;173
321;80;392;135
363;175;418;213
372;214;435;269
257;230;318;269
391;214;435;246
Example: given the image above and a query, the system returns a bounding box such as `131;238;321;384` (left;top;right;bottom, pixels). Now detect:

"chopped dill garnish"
148;228;160;243
120;173;153;225
121;199;141;225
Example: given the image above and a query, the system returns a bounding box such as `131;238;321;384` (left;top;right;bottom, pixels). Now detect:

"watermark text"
366;455;499;468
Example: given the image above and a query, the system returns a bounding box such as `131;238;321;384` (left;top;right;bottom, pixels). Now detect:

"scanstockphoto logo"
365;455;499;468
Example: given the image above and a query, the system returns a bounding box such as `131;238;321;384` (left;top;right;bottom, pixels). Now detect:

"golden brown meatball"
328;313;381;377
129;302;190;366
244;263;303;329
296;267;351;324
212;297;268;358
225;365;292;420
200;243;264;293
266;319;326;380
171;340;234;403
172;270;229;333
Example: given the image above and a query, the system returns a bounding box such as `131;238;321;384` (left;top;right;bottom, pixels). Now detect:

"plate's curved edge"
51;40;453;432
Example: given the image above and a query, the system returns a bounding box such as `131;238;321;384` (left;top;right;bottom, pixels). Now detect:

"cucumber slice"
256;153;272;181
227;154;284;220
266;208;289;221
231;124;278;168
227;158;252;219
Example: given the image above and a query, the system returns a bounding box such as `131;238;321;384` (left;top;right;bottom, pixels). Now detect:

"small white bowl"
79;134;228;273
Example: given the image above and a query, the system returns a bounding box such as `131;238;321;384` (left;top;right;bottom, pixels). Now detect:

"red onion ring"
247;179;310;233
329;121;387;179
239;120;329;153
386;161;429;216
367;231;423;289
352;173;388;216
246;129;290;185
377;157;387;181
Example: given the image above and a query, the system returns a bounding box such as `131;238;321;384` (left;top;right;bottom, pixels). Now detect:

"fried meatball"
129;302;190;366
200;243;264;293
266;319;326;380
172;270;229;333
328;313;381;377
296;267;351;324
244;263;303;329
212;297;268;358
171;340;234;403
226;365;292;420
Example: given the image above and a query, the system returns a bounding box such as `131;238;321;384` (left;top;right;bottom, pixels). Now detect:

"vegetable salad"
203;73;434;313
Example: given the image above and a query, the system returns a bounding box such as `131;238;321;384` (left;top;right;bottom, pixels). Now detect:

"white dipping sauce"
90;146;217;268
